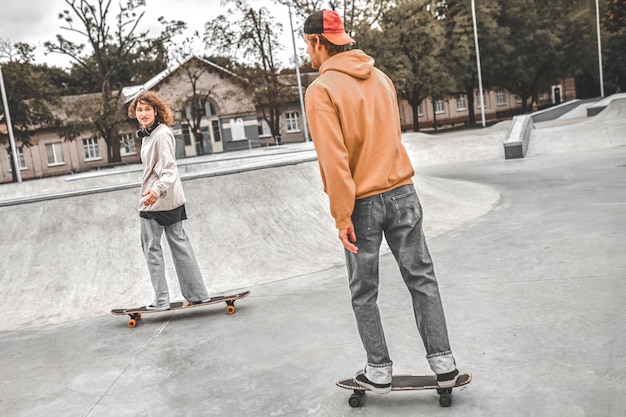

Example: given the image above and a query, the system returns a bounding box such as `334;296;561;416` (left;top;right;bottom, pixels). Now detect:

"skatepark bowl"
0;95;624;417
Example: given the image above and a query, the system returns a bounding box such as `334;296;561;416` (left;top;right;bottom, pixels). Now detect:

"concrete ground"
1;99;625;416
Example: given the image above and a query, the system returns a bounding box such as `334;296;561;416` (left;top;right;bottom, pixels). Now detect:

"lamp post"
471;0;486;127
595;0;605;97
284;1;310;141
0;65;22;182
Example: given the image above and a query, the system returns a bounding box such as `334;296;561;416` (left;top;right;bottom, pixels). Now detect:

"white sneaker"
354;370;392;394
437;369;460;388
146;304;169;311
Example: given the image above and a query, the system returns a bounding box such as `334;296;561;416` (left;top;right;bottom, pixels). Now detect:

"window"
182;124;191;146
6;147;27;171
496;89;506;106
258;118;272;137
120;133;137;156
434;99;445;114
456;95;466;111
230;118;246;141
418;103;423;117
212;120;221;142
206;101;218;117
285;112;300;133
82;137;101;161
185;100;218;119
45;143;64;166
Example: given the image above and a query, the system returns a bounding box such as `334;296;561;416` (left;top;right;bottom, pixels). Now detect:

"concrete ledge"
503;114;534;159
530;98;602;123
0;154;318;207
530;99;584;123
587;93;626;116
588;104;606;117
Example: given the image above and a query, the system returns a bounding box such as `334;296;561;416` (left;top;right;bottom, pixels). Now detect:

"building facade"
1;56;261;183
1;57;575;184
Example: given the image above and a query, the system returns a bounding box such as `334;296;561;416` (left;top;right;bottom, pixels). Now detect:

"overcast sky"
0;0;300;69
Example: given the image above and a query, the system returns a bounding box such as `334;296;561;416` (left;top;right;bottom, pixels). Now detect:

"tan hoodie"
305;49;414;229
138;123;186;212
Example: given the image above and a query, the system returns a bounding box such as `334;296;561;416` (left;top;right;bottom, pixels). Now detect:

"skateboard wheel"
127;319;137;328
439;393;452;407
226;305;236;315
349;391;364;408
136;312;142;320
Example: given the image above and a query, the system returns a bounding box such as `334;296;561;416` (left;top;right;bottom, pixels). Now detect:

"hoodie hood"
319;49;374;80
305;48;414;229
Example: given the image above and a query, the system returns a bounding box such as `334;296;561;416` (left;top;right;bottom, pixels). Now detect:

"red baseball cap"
304;10;355;46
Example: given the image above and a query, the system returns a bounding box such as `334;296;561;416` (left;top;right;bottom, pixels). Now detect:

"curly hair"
128;91;174;126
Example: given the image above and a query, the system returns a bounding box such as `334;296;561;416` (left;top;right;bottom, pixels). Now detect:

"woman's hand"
142;190;159;206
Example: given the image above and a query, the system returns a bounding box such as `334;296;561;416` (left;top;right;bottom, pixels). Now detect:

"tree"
157;21;220;155
0;62;60;144
0;42;61;181
174;57;220;156
495;0;563;112
556;1;603;97
0;39;36;63
604;0;626;92
205;1;290;141
45;0;150;164
444;0;508;125
287;0;394;29
359;0;448;131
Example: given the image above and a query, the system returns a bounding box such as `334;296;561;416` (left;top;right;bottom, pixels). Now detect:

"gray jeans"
140;218;210;307
345;184;455;378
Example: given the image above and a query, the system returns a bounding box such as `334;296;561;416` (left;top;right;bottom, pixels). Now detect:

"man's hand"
339;224;358;254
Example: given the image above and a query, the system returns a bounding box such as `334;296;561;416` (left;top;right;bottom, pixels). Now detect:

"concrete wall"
0;153;500;331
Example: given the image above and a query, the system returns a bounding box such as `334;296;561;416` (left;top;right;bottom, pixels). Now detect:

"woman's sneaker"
146;304;169;311
354;371;392;394
437;369;460;388
190;298;211;305
191;296;223;305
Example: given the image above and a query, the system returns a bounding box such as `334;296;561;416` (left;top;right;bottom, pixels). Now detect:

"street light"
0;65;22;182
595;0;605;97
471;0;486;127
282;1;310;141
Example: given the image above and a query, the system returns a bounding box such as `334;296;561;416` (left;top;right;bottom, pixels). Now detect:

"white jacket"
138;124;186;212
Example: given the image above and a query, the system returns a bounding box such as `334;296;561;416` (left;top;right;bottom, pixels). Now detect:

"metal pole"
471;0;486;127
287;2;310;141
0;65;22;182
595;0;605;97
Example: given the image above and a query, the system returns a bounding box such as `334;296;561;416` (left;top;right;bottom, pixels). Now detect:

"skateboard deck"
111;290;250;328
336;372;472;408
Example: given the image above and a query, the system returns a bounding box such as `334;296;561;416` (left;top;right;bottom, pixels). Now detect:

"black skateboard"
336;372;472;408
111;290;250;328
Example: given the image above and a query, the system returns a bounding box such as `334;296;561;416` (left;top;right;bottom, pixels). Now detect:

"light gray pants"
346;185;456;383
140;217;209;307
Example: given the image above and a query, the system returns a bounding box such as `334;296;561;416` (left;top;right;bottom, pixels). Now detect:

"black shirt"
140;205;187;226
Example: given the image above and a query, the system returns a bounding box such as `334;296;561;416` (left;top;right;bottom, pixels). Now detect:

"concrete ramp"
0;158;500;331
528;98;626;155
403;121;510;166
4;93;626;332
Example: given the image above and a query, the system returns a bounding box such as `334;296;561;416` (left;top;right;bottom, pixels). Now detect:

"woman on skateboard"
128;91;211;310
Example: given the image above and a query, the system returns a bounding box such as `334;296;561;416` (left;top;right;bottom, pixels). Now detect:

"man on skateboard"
303;10;462;394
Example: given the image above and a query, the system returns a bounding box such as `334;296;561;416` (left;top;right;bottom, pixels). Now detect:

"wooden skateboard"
111;290;250;328
336;372;472;408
